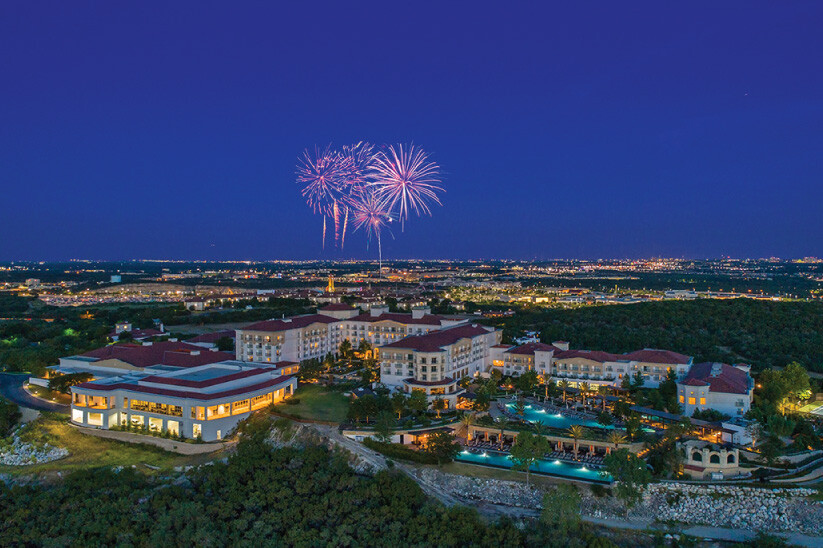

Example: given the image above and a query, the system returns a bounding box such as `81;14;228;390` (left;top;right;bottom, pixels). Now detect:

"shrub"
284;398;301;405
362;437;438;464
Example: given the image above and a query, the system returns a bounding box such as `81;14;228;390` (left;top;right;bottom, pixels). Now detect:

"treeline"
489;299;823;372
0;424;614;547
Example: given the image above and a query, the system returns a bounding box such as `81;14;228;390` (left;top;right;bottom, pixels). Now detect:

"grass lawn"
273;384;349;423
26;384;71;405
0;413;220;476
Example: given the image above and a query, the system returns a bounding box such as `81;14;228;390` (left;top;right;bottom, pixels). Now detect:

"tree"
407;389;429;415
631;371;645;390
425;431;460;464
0;397;21;437
559;380;570;403
390;391;407;419
460;413;475;440
541;484;581;534
514;397;526;418
604;449;652;515
338;339;353;361
596;412;613;428
606;431;627;454
510;431;550;485
597;385;610;412
48;372;94;393
496;417;510;450
515;370;538;394
432;397;446;419
782;362;812;412
216;336;234;352
472;390;491;413
348;395;378;424
746;421;763;448
567;425;586;459
579;381;590;406
761;434;784;466
540;372;552;399
373;410;395;443
490;368;503;383
625;413;642;442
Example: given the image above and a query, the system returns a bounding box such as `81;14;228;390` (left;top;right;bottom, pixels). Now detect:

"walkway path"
73;425;233;455
0;373;69;413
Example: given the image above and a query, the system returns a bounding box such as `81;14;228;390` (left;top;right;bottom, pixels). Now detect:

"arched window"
727;454;736;464
709;454;720;464
692;452;702;462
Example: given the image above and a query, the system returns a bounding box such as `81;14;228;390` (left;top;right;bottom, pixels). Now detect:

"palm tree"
540;372;551;400
461;413;475;441
567;424;585;460
579;382;590;407
497;417;510;450
598;385;610;412
606;431;627;455
533;420;547;438
559;380;570;404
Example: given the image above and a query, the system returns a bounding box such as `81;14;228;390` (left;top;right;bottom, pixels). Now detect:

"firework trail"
351;188;393;277
370;143;443;230
296;145;348;248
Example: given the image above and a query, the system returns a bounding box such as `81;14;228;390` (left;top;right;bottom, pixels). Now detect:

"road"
0;372;69;413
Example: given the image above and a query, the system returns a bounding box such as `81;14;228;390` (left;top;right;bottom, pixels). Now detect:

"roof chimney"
411;306;431;320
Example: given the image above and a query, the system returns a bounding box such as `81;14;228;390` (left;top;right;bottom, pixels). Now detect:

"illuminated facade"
70;360;296;441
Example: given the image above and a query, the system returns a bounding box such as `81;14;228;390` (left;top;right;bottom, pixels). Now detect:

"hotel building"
677;362;754;416
376;323;502;409
70;360;297;441
490;342;693;388
235;304;469;364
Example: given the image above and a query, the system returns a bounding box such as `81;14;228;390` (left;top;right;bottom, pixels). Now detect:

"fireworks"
370;144;443;229
296;142;444;271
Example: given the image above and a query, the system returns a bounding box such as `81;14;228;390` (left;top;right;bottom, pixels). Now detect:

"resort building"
235;305;469;364
70;360;297;441
490;342;693;388
376;324;502;409
681;439;742;480
677;362;754;417
32;341;236;386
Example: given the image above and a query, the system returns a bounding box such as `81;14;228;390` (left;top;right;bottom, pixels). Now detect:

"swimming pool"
455;449;613;484
505;402;608;429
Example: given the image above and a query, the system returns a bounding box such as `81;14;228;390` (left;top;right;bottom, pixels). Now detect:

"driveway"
0;372;69;413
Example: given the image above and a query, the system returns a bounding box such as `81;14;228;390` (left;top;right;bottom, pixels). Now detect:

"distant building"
109;321;165;342
188;330;236;349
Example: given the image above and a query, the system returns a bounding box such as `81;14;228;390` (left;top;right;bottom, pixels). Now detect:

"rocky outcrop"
0;433;68;466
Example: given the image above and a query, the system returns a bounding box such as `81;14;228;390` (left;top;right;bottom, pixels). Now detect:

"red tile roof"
241;314;338;332
622;349;692;365
348;312;449;325
380;324;493;352
554;349;622;363
683;362;752;395
76;375;293;401
81;342;234;369
319;303;356;311
505;342;558;356
188;330;236;344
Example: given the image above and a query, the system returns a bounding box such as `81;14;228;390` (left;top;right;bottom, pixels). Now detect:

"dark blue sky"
2;2;822;261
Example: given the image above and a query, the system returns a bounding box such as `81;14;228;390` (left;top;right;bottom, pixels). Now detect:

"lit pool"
455;449;612;484
505;402;608;429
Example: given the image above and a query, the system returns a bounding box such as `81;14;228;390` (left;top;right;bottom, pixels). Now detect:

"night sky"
2;2;822;261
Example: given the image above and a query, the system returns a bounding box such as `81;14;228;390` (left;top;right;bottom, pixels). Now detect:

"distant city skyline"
1;2;822;261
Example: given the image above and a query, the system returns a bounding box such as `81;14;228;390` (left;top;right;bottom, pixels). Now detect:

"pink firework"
338;142;378;248
296;145;348;247
370;143;443;229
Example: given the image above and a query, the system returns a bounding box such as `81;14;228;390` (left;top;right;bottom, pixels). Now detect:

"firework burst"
296;145;349;247
370;143;443;230
351;188;393;276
